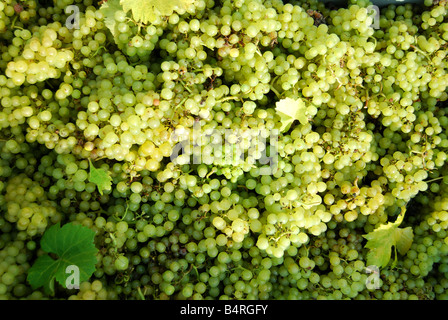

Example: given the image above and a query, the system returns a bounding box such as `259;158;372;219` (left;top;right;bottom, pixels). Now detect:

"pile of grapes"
1;0;448;300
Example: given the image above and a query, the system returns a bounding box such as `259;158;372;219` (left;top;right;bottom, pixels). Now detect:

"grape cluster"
67;280;111;300
5;27;74;86
2;0;448;301
4;173;61;236
0;240;31;300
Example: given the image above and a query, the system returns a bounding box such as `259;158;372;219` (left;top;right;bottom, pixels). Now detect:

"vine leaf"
99;0;123;39
275;97;308;132
27;223;98;295
363;207;414;269
88;159;112;195
120;0;194;24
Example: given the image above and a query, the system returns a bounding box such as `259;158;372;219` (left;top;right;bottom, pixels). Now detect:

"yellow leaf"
275;97;309;132
120;0;193;24
363;207;414;269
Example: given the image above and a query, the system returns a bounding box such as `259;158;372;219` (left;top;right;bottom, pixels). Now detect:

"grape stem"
232;265;251;273
109;232;117;247
113;201;130;222
269;230;292;243
193;67;222;73
205;167;217;179
179;79;192;93
269;75;282;98
410;44;431;61
45;80;55;89
174;96;189;110
296;199;321;208
11;15;20;30
91;46;106;57
216;96;241;103
368;36;377;50
425;176;445;183
137;287;146;300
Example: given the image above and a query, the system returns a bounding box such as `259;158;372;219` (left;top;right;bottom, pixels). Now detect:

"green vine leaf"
363;207;414;269
27;223;98;295
88;159;112;195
